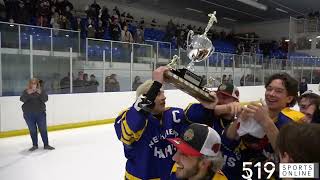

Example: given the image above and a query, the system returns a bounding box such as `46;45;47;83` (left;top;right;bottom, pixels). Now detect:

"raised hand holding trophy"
164;12;218;102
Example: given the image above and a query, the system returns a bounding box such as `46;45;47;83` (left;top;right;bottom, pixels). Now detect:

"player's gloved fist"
134;95;155;112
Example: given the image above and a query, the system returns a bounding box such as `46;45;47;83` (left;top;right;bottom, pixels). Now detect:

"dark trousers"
23;112;49;146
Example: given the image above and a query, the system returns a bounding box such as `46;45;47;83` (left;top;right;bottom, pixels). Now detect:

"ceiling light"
185;8;203;13
285;39;290;42
309;39;312;42
275;8;288;14
223;17;237;22
200;0;266;20
235;0;268;11
316;36;320;38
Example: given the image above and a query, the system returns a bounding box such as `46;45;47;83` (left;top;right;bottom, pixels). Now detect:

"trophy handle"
209;46;215;57
186;30;194;51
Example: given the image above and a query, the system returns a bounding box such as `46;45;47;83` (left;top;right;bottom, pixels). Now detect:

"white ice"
0;124;126;180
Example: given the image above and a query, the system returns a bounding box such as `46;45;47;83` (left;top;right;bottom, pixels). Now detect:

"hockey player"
168;123;227;180
298;90;320;123
114;66;218;180
225;73;304;179
184;83;243;180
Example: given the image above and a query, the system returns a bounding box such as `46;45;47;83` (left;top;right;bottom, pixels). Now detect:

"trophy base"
164;68;216;102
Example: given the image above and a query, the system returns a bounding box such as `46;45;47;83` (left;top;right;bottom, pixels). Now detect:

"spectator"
36;0;51;27
299;77;308;95
63;5;73;21
58;14;70;29
88;74;99;92
110;74;120;92
60;72;71;93
50;12;60;33
109;16;121;41
55;0;73;15
86;18;95;38
51;73;61;94
90;0;101;20
222;74;227;84
74;17;82;31
73;71;85;93
112;6;120;17
240;75;244;86
132;76;143;91
105;74;120;92
83;73;90;92
139;17;145;28
134;25;144;44
0;3;6;21
227;74;233;84
85;4;95;20
177;31;185;49
121;24;133;43
100;6;110;27
20;78;54;151
151;18;157;27
126;13;133;23
16;1;30;24
95;20;104;39
120;12;126;24
4;0;19;21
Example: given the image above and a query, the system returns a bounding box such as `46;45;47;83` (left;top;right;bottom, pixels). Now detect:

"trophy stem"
187;61;195;71
203;11;217;36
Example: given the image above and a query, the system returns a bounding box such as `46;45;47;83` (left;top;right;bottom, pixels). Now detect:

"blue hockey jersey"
114;106;190;180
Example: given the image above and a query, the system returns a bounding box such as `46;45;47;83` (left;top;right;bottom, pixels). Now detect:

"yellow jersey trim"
125;171;160;180
281;107;304;123
120;111;148;145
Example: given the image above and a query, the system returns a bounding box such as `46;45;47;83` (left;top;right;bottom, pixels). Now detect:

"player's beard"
176;162;200;179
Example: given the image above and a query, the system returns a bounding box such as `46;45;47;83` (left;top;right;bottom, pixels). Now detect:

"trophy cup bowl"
163;12;218;102
187;34;215;63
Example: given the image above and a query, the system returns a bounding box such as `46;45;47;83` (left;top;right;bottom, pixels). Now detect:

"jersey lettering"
172;110;181;123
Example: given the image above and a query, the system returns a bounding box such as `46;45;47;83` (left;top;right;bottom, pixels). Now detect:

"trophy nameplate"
164;68;215;102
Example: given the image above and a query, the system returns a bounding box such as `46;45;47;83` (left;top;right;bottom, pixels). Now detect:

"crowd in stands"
39;70;148;94
1;1;317;60
59;71;100;93
0;0;147;42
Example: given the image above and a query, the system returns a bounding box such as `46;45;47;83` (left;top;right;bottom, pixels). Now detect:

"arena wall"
1;84;319;134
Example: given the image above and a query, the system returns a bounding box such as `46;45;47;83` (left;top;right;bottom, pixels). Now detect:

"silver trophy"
164;12;217;102
186;12;217;71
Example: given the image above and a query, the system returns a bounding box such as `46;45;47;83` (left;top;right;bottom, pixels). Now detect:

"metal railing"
1;21;320;96
145;40;172;63
0;21;81;53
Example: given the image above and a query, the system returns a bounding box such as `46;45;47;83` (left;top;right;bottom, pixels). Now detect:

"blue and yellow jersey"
237;107;304;180
114;106;190;180
185;103;242;180
170;163;228;180
262;107;304;156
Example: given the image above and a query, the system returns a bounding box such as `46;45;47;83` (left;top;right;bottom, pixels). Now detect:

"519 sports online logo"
242;162;319;180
